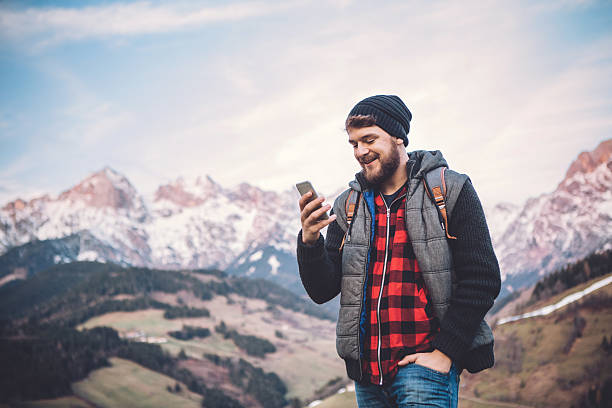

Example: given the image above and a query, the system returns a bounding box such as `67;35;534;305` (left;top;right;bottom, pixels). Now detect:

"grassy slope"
16;358;202;408
525;273;612;312
13;396;95;408
71;357;202;408
315;275;612;408
78;293;346;403
1;261;344;405
314;390;357;408
461;280;611;407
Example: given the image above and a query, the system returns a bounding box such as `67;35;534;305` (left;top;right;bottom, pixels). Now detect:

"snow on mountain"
147;176;300;269
1;140;610;299
152;175;222;213
494;139;612;293
483;202;521;247
0;166;151;266
0;167;302;285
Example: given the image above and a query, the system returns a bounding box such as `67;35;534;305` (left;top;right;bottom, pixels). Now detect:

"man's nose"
355;144;369;157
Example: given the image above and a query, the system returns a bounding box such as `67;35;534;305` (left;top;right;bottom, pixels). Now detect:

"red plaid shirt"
362;184;439;385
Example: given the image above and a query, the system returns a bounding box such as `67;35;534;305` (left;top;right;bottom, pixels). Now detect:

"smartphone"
295;181;329;220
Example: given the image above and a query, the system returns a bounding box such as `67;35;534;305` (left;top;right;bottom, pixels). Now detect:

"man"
296;95;501;407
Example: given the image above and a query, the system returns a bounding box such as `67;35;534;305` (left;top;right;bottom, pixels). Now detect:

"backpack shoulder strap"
423;167;457;240
340;189;360;251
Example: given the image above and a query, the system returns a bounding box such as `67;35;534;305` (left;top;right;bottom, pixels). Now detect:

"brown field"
78;292;347;403
71;357;202;408
461;280;612;407
315;277;612;408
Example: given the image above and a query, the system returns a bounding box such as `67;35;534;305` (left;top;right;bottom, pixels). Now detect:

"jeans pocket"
393;363;454;406
412;362;451;381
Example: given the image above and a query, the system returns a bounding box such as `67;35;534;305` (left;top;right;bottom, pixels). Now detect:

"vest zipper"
376;204;390;385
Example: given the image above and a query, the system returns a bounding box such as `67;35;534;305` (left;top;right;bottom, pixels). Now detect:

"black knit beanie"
347;95;412;146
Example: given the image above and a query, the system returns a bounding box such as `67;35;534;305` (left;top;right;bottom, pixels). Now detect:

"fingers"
302;202;333;230
311;213;337;230
300;195;330;224
299;191;335;245
298;191;313;211
310;202;331;221
397;353;419;366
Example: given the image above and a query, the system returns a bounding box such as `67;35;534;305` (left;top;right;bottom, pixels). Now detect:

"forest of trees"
0;324;244;407
531;249;612;302
0;326;120;401
164;306;211;319
214;321;277;357
168;325;211;340
0;261;333;327
490;248;612;317
0;261;308;406
0;259;344;406
203;353;290;408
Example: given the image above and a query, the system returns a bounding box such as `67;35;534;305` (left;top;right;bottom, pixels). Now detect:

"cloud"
0;1;301;48
1;0;610;208
88;0;610;206
0;154;49;204
204;1;612;206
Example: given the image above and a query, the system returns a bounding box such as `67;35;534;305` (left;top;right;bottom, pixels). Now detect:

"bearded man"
296;95;501;407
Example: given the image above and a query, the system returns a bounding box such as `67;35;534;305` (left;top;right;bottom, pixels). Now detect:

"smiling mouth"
360;155;378;165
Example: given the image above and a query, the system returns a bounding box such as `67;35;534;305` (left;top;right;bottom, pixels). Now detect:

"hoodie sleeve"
296;209;344;304
431;179;502;363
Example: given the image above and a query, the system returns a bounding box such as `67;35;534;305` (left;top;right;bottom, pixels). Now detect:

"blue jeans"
354;363;460;407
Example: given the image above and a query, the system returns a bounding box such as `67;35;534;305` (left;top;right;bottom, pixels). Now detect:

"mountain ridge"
1;139;610;297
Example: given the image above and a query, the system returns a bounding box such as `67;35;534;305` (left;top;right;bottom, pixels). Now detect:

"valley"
0;261;346;408
313;273;612;408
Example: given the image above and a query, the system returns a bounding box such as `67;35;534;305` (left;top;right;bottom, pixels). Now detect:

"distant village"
120;330;167;344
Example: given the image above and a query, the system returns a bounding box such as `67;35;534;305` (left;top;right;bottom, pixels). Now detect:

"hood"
409;150;448;179
349;150;448;192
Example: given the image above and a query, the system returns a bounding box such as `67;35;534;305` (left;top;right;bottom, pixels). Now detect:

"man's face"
348;125;402;186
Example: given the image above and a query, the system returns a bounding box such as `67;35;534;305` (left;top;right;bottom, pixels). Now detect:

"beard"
360;146;401;187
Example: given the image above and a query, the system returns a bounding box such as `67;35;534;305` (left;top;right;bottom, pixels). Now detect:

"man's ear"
395;137;404;145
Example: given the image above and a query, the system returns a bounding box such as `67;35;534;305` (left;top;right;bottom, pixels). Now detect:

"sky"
1;0;611;208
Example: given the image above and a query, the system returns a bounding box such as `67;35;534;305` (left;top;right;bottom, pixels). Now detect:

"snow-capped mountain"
0;166;304;292
483;202;521;247
1;140;610;298
146;176;299;270
0;167;152;266
491;139;612;293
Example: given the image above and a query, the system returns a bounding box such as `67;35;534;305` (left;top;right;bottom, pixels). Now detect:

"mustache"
358;153;379;165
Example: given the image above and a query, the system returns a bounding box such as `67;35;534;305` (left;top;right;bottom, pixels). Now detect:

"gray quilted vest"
332;150;494;374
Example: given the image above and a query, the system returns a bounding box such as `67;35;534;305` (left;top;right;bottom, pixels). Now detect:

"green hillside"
0;261;344;407
314;274;612;408
71;357;203;408
460;275;612;408
0;261;333;326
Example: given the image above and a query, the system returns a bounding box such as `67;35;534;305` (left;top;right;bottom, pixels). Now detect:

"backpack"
423;167;457;240
339;167;456;251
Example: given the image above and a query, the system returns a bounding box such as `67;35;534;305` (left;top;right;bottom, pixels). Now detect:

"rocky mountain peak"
564;139;612;179
154;174;222;207
2;198;27;212
1;194;52;217
494;138;612;294
229;183;270;206
57;166;141;210
558;139;612;196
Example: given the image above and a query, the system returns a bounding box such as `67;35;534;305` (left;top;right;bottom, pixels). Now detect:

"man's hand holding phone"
297;182;336;245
